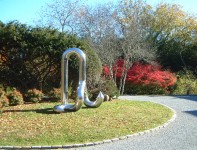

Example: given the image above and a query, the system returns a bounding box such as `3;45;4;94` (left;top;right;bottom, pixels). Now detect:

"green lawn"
0;100;173;146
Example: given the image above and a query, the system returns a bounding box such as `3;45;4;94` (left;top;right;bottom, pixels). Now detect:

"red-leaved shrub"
103;59;177;94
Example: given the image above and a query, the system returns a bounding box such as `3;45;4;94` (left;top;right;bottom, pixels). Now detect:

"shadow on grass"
81;106;97;109
3;107;94;114
36;108;59;114
4;108;59;114
3;102;98;114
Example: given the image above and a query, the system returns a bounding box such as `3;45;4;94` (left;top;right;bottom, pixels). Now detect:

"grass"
0;100;173;146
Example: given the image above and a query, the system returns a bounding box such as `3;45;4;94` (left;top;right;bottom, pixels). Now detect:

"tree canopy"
1;0;197;95
39;0;197;73
0;21;102;92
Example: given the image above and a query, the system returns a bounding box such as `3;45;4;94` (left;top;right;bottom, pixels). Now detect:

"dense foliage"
48;88;61;102
25;89;43;103
0;85;24;111
7;88;24;106
0;87;9;111
1;0;197;96
98;79;119;99
0;21;102;94
145;3;197;71
43;0;197;74
173;70;197;95
103;60;177;94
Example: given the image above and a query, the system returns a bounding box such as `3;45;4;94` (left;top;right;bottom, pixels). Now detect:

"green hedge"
124;83;167;95
0;21;102;93
173;70;197;95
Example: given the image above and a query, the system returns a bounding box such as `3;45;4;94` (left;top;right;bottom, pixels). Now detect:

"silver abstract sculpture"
53;48;104;112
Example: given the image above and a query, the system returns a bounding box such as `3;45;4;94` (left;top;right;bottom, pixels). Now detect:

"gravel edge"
0;102;176;149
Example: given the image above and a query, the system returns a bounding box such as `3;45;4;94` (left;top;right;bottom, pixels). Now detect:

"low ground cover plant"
48;88;61;102
173;69;197;95
25;89;43;103
0;85;23;112
0;88;9;112
7;88;24;106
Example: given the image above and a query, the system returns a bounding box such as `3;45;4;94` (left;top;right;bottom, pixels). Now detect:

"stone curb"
0;103;176;149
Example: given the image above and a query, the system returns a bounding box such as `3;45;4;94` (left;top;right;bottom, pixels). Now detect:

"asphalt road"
74;95;197;150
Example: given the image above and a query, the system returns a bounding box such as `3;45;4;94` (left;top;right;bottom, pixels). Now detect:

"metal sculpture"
53;48;104;112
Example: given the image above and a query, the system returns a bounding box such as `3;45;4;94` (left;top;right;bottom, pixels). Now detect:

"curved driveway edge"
75;95;197;150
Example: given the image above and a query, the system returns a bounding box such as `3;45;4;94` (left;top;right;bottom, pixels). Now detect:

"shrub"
124;84;167;95
7;88;24;106
48;88;61;102
173;70;197;95
0;88;9;112
67;82;78;101
103;60;177;94
0;22;102;93
103;79;119;99
25;89;43;103
67;46;102;92
94;79;119;100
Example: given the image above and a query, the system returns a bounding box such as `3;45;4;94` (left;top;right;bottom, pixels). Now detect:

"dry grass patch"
0;100;173;146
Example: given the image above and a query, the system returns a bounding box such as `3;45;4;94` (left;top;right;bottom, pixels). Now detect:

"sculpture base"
53;102;83;112
53;105;67;112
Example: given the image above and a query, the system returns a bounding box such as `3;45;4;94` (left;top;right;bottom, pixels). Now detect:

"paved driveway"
75;95;197;150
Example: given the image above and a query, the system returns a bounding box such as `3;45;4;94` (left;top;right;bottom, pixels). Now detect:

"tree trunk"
121;69;128;95
119;75;123;95
119;60;128;95
114;64;118;86
109;65;114;79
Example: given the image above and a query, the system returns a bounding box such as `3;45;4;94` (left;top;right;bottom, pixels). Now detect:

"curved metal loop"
84;91;104;108
53;48;104;112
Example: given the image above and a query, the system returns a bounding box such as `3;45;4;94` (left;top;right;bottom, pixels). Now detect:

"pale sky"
0;0;196;26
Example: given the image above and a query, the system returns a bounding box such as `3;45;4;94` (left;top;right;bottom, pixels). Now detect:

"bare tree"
116;0;156;95
76;3;117;43
77;3;121;77
38;0;156;95
75;0;156;95
96;32;120;81
40;0;83;33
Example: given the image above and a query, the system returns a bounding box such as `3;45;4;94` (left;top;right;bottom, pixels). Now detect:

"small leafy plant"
173;69;197;95
7;88;24;106
25;89;43;103
0;88;9;112
48;88;61;102
100;79;119;100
